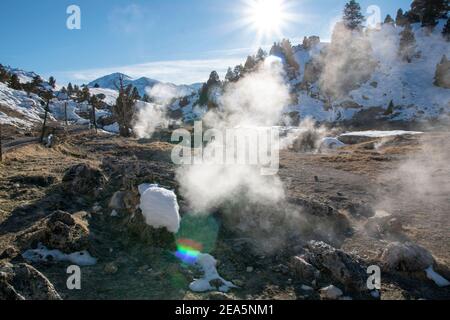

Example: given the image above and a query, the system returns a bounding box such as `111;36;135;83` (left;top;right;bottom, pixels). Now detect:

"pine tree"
396;8;408;26
399;23;417;62
302;36;309;48
31;75;43;90
113;76;137;137
243;55;257;73
142;93;152;103
8;74;21;90
384;14;395;25
225;67;236;82
384;100;395;115
443;18;450;40
78;86;90;102
0;64;10;83
48;76;56;89
131;87;141;100
67;83;74;95
206;71;220;87
233;65;244;81
89;94;99;132
343;0;365;30
281;38;300;75
410;0;449;28
256;48;267;61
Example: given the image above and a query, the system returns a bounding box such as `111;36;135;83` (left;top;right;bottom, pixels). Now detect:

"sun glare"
244;0;290;39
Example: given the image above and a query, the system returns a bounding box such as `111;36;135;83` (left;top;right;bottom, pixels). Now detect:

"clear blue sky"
0;0;411;85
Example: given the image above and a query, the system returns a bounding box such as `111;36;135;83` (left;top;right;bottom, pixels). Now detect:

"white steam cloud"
133;83;190;139
176;56;291;213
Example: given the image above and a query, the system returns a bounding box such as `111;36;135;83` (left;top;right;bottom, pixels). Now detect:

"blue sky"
0;0;411;85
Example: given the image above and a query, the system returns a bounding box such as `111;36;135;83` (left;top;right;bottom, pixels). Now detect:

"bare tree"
113;75;137;137
40;90;53;143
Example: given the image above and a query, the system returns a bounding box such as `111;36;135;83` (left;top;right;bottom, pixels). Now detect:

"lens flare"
175;238;203;265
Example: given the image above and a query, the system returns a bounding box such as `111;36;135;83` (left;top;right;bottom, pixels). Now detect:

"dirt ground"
0;130;449;300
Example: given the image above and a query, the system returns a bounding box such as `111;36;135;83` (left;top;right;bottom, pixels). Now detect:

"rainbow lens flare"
175;239;203;265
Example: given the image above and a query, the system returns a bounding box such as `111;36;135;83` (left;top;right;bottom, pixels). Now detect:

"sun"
243;0;290;39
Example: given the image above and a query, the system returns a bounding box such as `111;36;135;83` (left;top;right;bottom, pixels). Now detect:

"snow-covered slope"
88;87;119;106
287;21;450;123
0;82;49;128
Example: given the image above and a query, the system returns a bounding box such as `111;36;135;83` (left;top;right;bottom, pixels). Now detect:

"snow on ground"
340;130;423;138
189;253;236;293
0;82;49;128
89;87;119;106
22;244;97;266
138;184;181;233
425;266;450;287
49;100;89;124
289;20;450;123
103;122;119;134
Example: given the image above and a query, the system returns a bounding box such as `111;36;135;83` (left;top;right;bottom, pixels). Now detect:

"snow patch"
189;254;236;293
22;244;97;266
138;184;181;233
340;130;423;138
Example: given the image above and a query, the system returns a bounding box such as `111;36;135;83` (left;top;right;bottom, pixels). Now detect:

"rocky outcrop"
44;211;90;253
434;55;450;89
0;262;61;300
380;242;435;272
62;163;107;195
17;210;90;254
303;241;367;291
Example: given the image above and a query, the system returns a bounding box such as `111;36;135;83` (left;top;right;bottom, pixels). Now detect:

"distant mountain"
88;73;160;97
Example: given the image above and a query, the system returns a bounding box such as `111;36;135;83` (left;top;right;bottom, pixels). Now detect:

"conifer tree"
225;67;236;82
256;48;267;61
399;23;417;62
48;76;56;89
396;8;408;26
343;0;365;30
67;82;74;95
384;14;395;25
113;77;137;137
410;0;449;28
384;100;395;115
443;18;450;40
0;64;10;83
8;74;21;90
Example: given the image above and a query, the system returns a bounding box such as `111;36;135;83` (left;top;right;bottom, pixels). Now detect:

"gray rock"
304;241;367;291
380;242;435;272
109;191;127;209
320;285;343;300
290;256;319;282
0;262;61;300
44;211;90;253
62;163;107;195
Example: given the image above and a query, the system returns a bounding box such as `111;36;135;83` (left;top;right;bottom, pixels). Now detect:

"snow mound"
138;184;181;233
189;254;236;293
22;244;97;266
103;122;120;134
320;137;346;150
